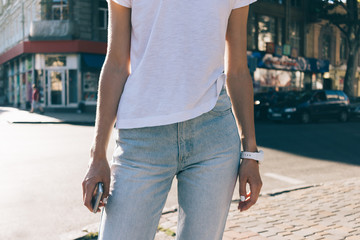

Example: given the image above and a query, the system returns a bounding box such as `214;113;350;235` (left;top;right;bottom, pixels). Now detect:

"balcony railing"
29;20;75;40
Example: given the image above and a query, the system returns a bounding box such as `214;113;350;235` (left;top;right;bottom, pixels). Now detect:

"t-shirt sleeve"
232;0;257;9
107;0;131;8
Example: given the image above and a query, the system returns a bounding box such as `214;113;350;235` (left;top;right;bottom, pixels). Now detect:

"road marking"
264;173;305;185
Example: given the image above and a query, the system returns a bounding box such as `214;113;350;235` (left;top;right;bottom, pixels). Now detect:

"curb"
9;121;95;126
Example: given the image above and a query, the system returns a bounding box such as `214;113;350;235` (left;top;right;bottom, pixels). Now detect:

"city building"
248;0;360;96
0;0;108;110
305;6;360;97
0;0;359;110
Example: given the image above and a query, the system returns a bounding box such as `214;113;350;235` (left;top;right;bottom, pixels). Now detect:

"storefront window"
83;72;99;102
45;56;67;67
254;68;304;91
258;15;276;51
68;70;78;104
35;70;45;104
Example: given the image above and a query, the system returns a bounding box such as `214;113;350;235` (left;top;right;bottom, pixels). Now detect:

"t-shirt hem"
233;0;257;9
107;0;131;8
115;98;219;129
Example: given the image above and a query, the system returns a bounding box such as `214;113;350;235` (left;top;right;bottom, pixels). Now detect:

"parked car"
254;92;273;120
254;91;298;120
349;97;360;119
349;103;360;119
267;90;350;123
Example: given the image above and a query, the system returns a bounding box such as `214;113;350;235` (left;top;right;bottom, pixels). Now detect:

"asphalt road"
0;118;359;239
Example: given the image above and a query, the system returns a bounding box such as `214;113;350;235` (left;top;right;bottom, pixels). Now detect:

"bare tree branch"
332;22;349;37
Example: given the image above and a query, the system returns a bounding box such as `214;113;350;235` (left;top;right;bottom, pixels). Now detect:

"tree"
310;0;360;97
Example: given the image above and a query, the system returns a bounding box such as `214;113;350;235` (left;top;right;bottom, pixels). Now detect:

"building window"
247;14;257;50
99;0;108;30
289;22;301;52
258;15;276;51
277;19;284;46
42;0;69;20
291;0;302;7
322;35;332;60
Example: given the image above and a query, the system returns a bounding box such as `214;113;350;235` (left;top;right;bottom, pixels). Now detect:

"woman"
82;0;263;239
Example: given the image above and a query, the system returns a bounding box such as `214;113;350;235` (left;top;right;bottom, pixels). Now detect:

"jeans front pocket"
208;88;232;116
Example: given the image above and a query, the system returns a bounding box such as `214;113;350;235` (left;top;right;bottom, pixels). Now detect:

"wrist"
242;143;258;152
241;138;257;152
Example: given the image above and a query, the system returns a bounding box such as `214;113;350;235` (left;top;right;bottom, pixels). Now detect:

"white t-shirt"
110;0;256;129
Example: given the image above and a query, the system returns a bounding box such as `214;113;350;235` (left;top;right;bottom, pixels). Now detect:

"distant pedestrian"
30;84;44;113
82;0;263;239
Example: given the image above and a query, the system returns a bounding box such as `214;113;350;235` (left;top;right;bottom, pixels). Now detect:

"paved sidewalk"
155;178;360;240
0;107;95;125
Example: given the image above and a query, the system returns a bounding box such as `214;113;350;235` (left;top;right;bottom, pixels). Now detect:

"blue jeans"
98;88;241;240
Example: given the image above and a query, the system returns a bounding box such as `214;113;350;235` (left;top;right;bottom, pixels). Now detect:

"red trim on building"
0;40;107;65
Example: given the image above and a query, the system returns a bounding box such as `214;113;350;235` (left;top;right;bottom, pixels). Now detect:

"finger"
239;177;248;202
249;177;262;203
98;197;108;207
238;176;248;210
102;179;110;199
241;179;262;212
84;182;96;212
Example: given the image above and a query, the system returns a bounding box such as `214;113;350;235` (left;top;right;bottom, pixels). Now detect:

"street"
0;115;360;239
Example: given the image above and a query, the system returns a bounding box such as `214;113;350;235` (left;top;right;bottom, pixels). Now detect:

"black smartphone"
91;182;104;213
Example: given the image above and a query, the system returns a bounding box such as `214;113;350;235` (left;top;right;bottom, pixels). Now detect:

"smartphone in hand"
91;182;104;213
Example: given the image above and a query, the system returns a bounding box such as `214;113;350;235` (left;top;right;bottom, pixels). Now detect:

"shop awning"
247;51;330;73
82;54;106;68
0;40;107;65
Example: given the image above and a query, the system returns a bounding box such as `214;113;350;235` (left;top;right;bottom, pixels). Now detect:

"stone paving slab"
155;178;360;240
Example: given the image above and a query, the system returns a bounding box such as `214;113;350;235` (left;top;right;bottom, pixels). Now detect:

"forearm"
91;62;129;161
226;71;257;152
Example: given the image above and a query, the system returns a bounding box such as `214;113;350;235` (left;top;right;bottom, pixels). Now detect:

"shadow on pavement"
255;118;360;166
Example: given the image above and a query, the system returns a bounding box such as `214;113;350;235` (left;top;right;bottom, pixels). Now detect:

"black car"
350;103;360;119
254;91;298;120
267;90;350;123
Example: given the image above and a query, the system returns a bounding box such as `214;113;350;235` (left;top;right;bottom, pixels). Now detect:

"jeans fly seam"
177;123;182;170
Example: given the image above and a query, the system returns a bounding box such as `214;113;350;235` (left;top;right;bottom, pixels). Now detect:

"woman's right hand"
82;157;111;212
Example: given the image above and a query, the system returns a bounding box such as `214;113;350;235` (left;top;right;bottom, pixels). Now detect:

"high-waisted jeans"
98;88;241;240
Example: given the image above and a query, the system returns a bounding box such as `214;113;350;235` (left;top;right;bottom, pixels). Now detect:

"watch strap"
241;150;264;162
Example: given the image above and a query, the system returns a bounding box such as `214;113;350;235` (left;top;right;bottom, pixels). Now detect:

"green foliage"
75;232;98;240
158;226;176;237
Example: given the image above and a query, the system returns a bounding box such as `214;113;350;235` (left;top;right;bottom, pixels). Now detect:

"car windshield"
295;92;312;102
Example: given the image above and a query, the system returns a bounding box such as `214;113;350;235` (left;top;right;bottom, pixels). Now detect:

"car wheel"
300;112;311;124
339;111;348;122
